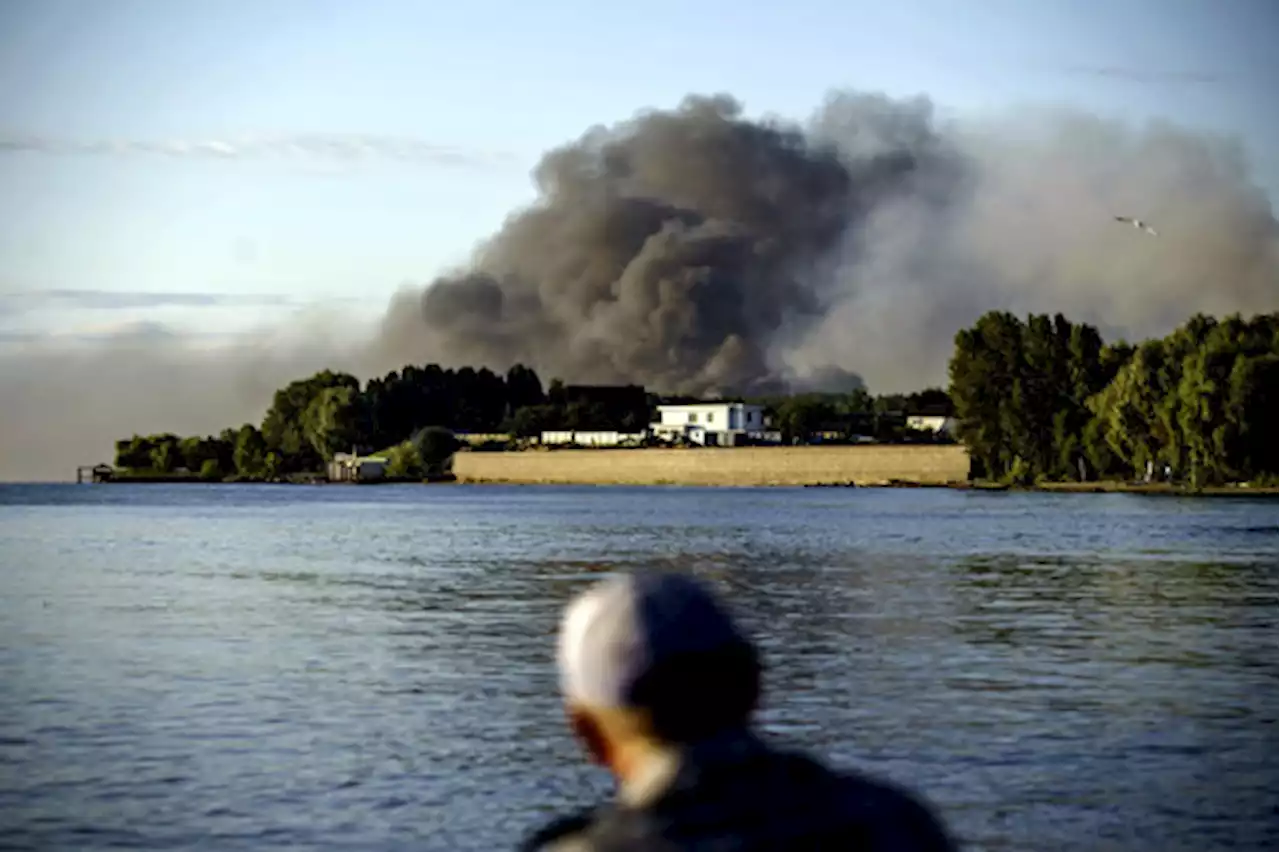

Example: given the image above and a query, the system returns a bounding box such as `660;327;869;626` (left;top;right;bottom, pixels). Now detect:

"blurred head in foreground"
533;570;958;852
556;571;759;782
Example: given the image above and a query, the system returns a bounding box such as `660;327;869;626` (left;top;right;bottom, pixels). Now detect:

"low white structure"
455;432;511;446
906;415;958;437
327;452;389;482
650;402;768;446
540;431;645;447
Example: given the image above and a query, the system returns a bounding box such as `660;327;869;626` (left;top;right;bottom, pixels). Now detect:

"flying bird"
1114;215;1158;236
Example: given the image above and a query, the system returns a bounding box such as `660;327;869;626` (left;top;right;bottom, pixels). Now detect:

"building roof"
656;400;762;408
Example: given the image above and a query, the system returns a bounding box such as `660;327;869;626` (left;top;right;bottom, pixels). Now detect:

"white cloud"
0;132;519;168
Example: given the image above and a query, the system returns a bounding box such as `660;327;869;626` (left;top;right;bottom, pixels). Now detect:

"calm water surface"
0;485;1275;851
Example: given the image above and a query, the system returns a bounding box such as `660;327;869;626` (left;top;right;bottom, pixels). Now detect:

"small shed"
327;453;389;483
76;464;115;484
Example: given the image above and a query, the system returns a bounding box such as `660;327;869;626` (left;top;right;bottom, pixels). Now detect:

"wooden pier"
76;464;115;484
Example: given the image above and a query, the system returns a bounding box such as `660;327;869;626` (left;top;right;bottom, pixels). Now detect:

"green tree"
504;404;557;438
262;451;281;481
776;396;837;443
179;436;223;473
1084;312;1277;485
1174;314;1278;485
411;426;460;477
564;400;613;431
953;311;1123;482
150;440;178;473
505;363;545;411
261;370;360;471
303;385;369;461
232;424;268;478
1227;353;1278;479
949;311;1024;479
1088;341;1173;477
383;443;425;479
844;388;874;415
1080;415;1119;480
115;435;160;469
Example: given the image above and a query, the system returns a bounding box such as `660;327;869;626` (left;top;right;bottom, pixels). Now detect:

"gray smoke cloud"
790;97;1278;389
1;87;1276;480
378;90;1277;394
378;94;877;396
0;313;377;482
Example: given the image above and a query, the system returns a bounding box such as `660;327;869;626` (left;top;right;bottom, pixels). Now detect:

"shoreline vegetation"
93;309;1277;497
90;457;1280;498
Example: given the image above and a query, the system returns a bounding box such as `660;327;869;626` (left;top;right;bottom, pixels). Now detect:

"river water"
0;484;1275;851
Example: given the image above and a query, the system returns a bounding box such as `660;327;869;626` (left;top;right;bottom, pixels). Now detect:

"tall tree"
232;424;268;478
1227;353;1278;479
949;311;1025;479
304;385;370;460
261;370;359;471
505;363;545;412
953;311;1121;482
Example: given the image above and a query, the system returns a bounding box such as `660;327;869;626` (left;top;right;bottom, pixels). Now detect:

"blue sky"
0;0;1275;341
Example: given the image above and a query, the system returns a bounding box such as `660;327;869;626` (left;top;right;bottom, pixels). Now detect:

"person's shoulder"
520;805;657;852
761;745;956;851
520;807;599;852
827;763;958;851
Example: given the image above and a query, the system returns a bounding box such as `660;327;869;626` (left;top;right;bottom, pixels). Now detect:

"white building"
650;402;769;446
906;415;959;437
540;431;645;447
327;452;389;482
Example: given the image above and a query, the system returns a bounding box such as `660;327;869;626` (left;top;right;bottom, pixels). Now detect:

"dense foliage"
112;309;1274;487
949;311;1277;486
112;358;953;481
744;388;953;445
115;364;552;480
381;427;463;480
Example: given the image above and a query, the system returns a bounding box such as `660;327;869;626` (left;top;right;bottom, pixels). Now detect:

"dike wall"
452;445;971;487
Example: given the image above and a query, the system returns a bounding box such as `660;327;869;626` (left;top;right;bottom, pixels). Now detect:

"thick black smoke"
380;90;1277;395
3;88;1277;480
379;94;949;395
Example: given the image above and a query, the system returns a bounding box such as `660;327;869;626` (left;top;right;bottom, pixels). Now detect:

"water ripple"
0;485;1275;850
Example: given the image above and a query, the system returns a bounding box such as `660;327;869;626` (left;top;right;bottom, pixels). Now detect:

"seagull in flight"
1114;215;1158;236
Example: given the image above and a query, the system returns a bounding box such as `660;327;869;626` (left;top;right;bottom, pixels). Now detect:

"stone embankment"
452;445;971;487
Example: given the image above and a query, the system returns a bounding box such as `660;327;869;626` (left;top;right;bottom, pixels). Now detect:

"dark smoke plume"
379;94;900;396
2;88;1277;480
379;91;1277;395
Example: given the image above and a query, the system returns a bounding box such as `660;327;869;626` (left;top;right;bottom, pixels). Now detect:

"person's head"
555;571;762;781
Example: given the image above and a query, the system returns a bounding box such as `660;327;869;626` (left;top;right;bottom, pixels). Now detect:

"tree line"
112;308;1275;486
116;364;548;480
752;388;953;445
111;362;953;480
949;310;1277;487
113;364;665;479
